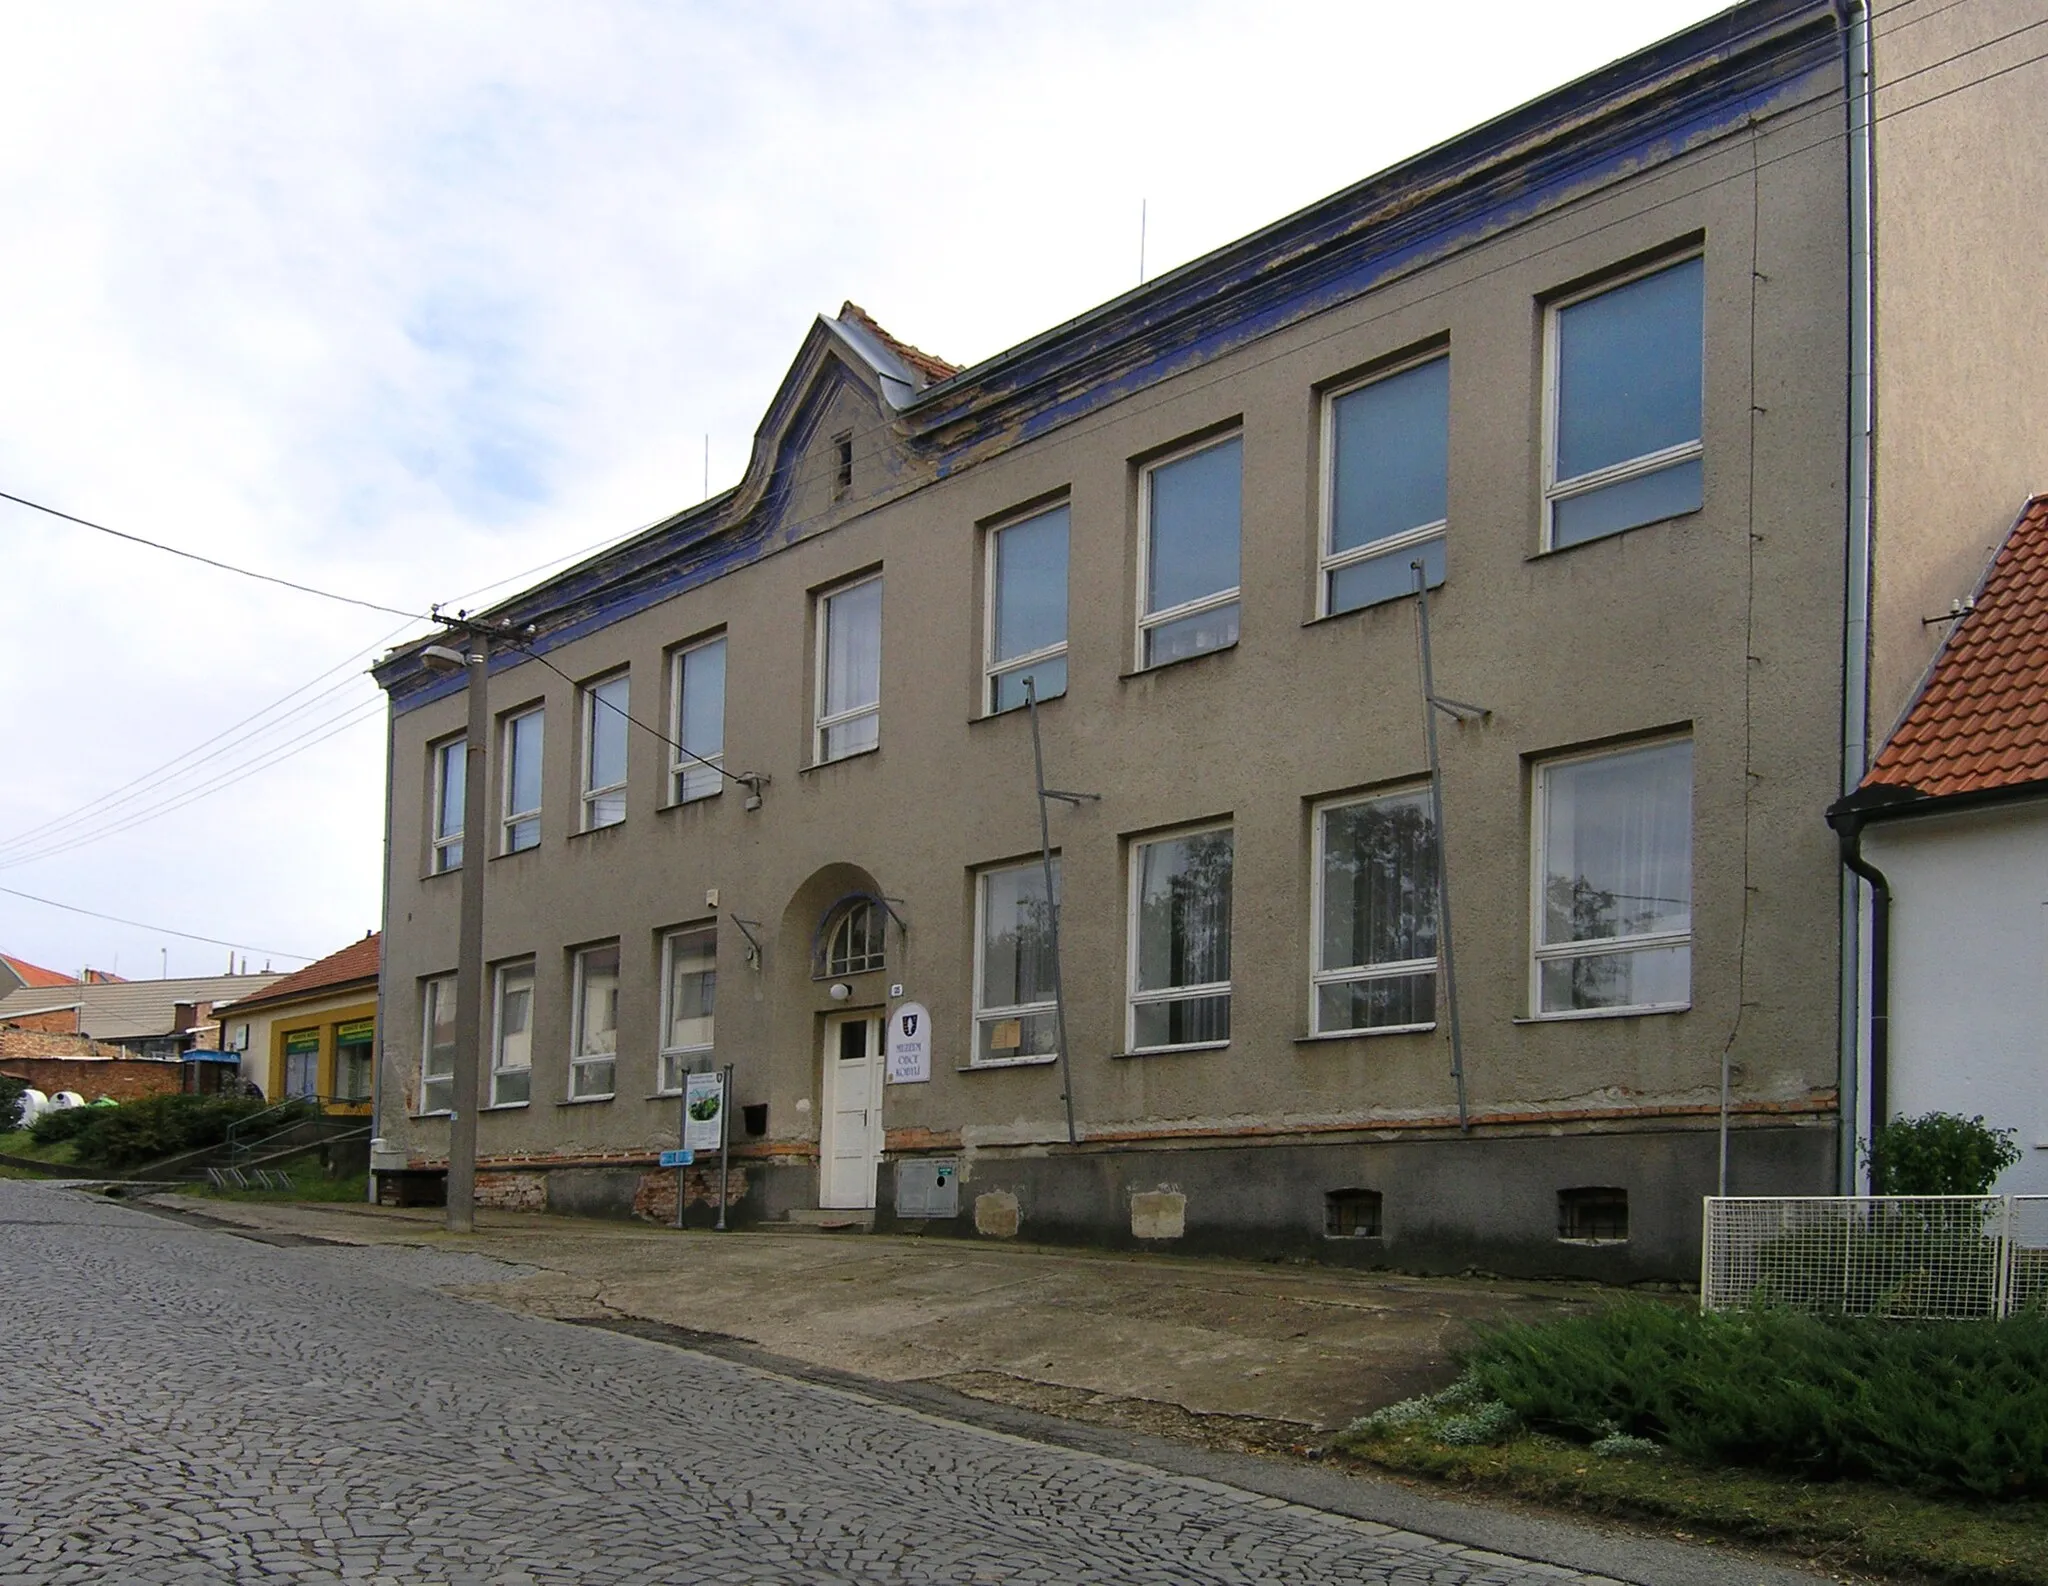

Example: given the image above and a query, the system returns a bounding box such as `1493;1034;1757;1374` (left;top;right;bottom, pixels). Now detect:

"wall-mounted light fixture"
828;982;851;1001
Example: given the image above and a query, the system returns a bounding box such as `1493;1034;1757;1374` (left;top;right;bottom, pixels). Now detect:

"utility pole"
422;620;498;1233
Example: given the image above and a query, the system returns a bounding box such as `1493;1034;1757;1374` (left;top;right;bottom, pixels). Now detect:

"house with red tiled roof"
1828;495;2048;1193
213;934;381;1111
0;955;77;996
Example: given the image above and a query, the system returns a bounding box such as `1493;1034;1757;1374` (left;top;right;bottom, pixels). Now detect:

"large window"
669;636;727;803
816;577;882;762
1533;739;1693;1015
431;737;464;873
974;860;1060;1065
1128;826;1233;1051
582;672;630;829
502;708;543;853
1139;435;1241;667
1313;790;1440;1034
420;975;455;1114
283;1030;319;1099
569;944;619;1099
1323;356;1448;615
1545;255;1704;549
490;961;535;1106
985;505;1069;714
659;925;716;1094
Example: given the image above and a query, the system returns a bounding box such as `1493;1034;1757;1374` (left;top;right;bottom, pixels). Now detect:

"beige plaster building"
369;0;2048;1278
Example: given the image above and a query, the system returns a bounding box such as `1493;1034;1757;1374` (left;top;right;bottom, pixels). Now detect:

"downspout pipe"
1826;785;1918;1187
1833;0;1876;1192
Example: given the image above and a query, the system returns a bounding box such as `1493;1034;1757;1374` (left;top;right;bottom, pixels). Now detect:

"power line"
0;884;316;962
512;641;749;788
0;489;430;621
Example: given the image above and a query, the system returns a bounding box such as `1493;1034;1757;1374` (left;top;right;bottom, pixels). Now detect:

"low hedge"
30;1093;279;1171
1464;1302;2048;1500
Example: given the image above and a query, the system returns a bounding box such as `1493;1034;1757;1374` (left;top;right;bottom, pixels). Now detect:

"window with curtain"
1129;827;1233;1050
420;975;455;1114
491;961;534;1106
1534;739;1693;1014
659;925;716;1094
975;860;1060;1064
670;637;726;802
816;577;882;761
431;737;464;872
569;944;619;1098
1313;790;1439;1034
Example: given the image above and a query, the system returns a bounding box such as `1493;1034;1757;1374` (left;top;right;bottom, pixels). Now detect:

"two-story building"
369;0;2048;1278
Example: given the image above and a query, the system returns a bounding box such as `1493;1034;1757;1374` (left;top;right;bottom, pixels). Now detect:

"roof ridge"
837;301;961;383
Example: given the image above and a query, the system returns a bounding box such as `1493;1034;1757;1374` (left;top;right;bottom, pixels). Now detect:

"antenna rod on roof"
704;435;710;502
1138;199;1148;285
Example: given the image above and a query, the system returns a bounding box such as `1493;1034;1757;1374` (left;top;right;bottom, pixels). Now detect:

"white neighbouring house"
1830;495;2048;1195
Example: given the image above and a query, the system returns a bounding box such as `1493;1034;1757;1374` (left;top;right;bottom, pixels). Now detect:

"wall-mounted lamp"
828;982;851;1001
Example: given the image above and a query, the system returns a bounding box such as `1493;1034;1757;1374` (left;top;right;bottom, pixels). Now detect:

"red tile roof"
1865;494;2048;800
220;933;380;1013
838;302;960;384
1;956;77;989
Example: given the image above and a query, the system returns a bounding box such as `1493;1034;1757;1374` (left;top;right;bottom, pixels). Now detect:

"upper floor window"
1323;356;1448;615
490;960;535;1106
820;896;885;978
1128;825;1233;1052
1313;789;1439;1035
974;859;1059;1065
659;925;717;1094
502;708;543;853
669;636;727;803
1533;737;1693;1016
582;672;629;829
815;576;882;762
1139;435;1241;667
569;942;619;1099
985;504;1069;714
430;736;464;873
419;975;455;1114
1544;255;1703;550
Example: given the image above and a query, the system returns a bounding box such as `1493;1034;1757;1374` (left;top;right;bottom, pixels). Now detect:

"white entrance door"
821;1012;883;1208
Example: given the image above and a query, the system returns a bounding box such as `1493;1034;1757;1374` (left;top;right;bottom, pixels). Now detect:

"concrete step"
780;1207;874;1232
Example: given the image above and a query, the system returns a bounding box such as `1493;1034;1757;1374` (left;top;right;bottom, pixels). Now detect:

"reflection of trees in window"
1134;830;1233;1048
1316;794;1439;1033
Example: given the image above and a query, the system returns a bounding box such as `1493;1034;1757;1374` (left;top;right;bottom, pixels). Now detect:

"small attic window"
833;431;853;502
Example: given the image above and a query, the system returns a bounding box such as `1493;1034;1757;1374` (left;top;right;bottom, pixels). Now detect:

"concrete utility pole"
422;625;493;1233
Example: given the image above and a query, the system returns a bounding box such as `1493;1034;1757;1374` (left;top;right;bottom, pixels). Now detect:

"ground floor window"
1128;824;1233;1052
492;961;535;1106
1312;788;1439;1034
283;1030;319;1099
658;925;716;1094
974;859;1059;1065
420;976;455;1114
332;1018;374;1102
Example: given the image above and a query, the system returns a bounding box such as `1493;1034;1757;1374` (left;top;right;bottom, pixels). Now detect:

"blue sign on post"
659;1148;695;1168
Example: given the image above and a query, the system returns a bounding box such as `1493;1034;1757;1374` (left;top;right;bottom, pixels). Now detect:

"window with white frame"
819;897;884;978
669;636;726;803
1323;356;1449;615
420;975;456;1113
815;576;882;761
1128;826;1233;1051
430;737;465;872
974;860;1060;1065
569;943;619;1099
1533;738;1693;1015
1139;435;1241;667
490;960;535;1106
502;708;543;853
658;925;716;1094
582;672;629;828
1545;255;1703;550
1313;790;1439;1034
985;505;1069;714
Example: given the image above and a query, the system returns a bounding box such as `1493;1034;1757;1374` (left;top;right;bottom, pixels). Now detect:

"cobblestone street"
0;1181;1663;1586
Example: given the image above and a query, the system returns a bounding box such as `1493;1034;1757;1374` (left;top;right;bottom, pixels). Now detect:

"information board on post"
683;1071;726;1152
886;1002;931;1084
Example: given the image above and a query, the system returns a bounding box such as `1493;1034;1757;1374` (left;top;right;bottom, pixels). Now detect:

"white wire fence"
1702;1196;2048;1319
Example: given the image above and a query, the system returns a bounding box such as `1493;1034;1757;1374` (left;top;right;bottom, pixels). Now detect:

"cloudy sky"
0;0;1725;979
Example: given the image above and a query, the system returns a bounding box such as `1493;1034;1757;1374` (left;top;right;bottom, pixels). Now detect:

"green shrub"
1868;1111;2022;1195
46;1093;276;1170
28;1105;101;1146
1464;1301;2048;1499
0;1077;24;1132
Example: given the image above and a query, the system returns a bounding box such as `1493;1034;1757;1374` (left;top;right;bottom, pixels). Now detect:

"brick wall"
1;1010;80;1035
0;1052;184;1104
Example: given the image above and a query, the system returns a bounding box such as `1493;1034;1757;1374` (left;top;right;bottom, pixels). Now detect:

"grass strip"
1335;1426;2048;1585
